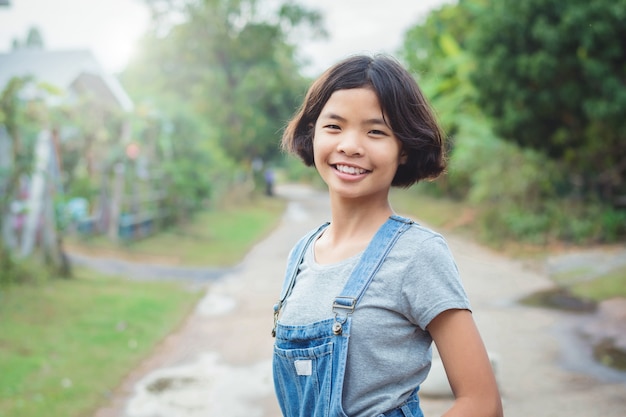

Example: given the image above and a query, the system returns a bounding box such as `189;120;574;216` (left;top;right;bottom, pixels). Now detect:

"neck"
326;194;394;243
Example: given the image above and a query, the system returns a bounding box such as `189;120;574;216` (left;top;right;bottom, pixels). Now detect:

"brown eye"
369;129;388;137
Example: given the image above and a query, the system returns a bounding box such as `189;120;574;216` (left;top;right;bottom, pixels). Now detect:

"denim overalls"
272;215;424;417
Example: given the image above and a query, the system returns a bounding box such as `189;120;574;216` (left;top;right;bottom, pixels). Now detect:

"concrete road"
93;184;626;417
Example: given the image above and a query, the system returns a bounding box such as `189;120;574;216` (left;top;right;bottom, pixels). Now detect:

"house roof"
0;48;134;112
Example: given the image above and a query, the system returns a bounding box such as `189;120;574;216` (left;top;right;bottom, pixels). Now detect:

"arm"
427;309;503;417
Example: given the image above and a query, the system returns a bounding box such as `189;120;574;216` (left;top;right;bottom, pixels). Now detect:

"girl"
272;55;502;417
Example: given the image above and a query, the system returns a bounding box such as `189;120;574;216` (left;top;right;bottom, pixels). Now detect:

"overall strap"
332;215;413;324
272;222;329;336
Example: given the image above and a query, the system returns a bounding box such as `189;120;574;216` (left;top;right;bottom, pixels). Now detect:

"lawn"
570;265;626;301
0;268;202;417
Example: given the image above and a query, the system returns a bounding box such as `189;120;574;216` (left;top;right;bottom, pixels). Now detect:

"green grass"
133;196;286;266
0;268;202;417
66;195;287;266
390;188;467;229
551;266;597;286
570;265;626;301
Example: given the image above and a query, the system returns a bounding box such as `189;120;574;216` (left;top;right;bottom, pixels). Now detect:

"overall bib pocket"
273;341;334;417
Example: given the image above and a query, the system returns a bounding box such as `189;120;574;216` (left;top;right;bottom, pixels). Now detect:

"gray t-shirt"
279;222;471;417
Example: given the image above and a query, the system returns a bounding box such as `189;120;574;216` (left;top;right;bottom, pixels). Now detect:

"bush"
477;204;547;245
477;198;626;246
600;207;626;242
0;244;51;287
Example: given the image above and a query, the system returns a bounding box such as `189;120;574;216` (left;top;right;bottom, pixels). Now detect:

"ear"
399;150;408;165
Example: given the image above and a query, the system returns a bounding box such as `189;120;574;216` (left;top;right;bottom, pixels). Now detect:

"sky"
0;0;453;75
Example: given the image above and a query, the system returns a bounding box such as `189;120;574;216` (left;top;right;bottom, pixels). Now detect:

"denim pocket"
273;341;334;417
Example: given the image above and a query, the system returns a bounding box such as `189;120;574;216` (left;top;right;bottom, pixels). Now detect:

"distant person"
271;55;502;417
264;168;275;197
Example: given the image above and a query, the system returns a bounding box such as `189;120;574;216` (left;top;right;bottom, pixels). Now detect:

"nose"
336;130;363;156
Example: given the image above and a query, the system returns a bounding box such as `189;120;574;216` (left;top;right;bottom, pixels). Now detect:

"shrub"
0;244;50;287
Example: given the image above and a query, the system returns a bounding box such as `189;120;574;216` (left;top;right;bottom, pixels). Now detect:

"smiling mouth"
334;164;370;175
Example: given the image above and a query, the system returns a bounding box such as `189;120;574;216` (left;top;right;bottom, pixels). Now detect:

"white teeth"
336;164;367;175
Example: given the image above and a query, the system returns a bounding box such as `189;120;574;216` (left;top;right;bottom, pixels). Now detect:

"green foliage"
477;198;626;246
479;205;551;245
10;26;45;50
25;27;45;49
469;0;626;199
401;0;492;200
119;0;326;210
448;114;563;207
152;102;233;218
0;77;40;170
400;0;626;244
0;243;50;287
63;176;98;201
1;77;43;259
125;0;322;165
401;0;485;133
278;155;321;185
599;207;626;242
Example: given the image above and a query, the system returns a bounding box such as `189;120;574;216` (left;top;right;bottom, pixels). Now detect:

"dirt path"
91;184;626;417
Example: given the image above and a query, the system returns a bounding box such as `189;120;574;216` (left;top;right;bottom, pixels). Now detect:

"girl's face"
313;87;406;202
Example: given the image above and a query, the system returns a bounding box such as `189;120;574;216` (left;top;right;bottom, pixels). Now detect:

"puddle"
520;287;596;312
147;376;197;393
195;292;236;316
594;339;626;371
555;319;626;383
126;352;273;417
522;287;626;380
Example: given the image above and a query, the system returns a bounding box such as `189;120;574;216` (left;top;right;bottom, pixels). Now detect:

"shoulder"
385;219;459;279
395;221;453;258
403;220;445;242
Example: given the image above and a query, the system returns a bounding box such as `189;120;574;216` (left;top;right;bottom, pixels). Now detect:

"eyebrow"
319;112;388;126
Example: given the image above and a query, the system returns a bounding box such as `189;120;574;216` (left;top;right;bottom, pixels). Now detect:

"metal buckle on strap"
332;296;357;314
331;297;356;335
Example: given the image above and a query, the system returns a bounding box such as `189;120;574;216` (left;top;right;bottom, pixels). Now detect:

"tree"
0;77;71;279
128;0;325;165
469;0;626;200
11;26;45;50
401;0;501;199
25;27;45;49
0;77;32;243
401;0;485;133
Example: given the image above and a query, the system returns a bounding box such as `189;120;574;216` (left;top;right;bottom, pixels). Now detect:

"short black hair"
282;54;446;187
